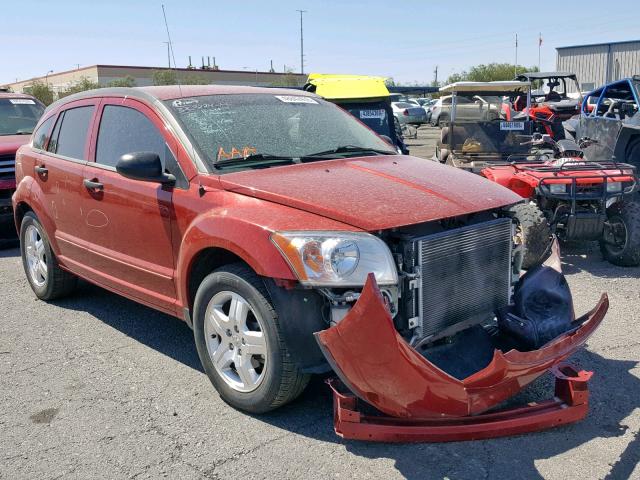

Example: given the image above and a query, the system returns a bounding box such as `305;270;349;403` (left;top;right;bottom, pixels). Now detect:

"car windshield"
448;94;533;156
340;101;392;138
0;97;44;136
394;102;416;108
165;93;395;171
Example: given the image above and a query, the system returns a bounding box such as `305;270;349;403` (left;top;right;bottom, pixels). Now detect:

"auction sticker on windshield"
274;95;318;104
360;109;386;119
500;121;525;131
9;99;36;105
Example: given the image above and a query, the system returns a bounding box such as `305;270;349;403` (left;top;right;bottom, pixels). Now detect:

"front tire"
507;202;552;269
193;263;310;413
20;212;77;300
600;201;640;266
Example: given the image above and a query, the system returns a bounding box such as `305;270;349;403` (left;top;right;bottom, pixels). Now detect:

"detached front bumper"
315;274;608;441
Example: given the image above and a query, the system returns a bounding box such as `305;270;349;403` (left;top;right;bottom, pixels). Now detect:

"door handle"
83;178;104;191
35;165;48;175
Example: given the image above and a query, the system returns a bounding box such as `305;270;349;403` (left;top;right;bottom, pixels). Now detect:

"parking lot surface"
1;128;639;480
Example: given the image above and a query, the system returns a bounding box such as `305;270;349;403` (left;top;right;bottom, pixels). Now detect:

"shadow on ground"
560;241;640;279
50;279;640;480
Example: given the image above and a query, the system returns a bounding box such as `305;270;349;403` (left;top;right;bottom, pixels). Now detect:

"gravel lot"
1;127;639;480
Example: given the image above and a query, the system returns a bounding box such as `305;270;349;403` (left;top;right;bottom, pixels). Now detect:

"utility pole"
296;9;307;74
433;65;438;86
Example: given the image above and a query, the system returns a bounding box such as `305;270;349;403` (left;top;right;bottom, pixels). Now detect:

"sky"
2;0;639;85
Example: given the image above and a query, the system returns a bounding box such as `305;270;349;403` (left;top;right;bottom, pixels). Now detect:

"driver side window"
95;105;188;188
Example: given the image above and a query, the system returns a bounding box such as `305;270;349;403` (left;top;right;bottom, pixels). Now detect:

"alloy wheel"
24;224;47;288
204;291;268;393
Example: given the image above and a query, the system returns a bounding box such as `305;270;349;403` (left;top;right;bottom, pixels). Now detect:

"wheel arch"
615;126;640;165
175;214;298;317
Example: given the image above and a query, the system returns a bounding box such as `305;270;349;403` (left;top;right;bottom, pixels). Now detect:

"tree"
58;77;101;98
270;69;303;87
446;63;539;85
24;80;55;106
180;74;208;85
152;70;178;86
108;76;136;87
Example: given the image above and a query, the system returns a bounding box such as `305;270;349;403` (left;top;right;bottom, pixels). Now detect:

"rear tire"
600;201;640;267
507;202;552;269
193;263;310;413
20;212;77;300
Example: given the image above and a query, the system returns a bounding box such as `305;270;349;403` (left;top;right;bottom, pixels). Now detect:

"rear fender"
315;273;607;419
13;176;61;252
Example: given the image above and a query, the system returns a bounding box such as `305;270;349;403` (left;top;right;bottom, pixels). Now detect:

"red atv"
482;134;640;267
504;72;582;139
436;81;640;268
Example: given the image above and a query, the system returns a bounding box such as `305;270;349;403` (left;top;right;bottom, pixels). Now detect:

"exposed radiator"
417;218;512;340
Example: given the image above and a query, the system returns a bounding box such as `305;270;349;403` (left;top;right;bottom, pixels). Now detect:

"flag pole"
538;33;542;71
515;34;518;76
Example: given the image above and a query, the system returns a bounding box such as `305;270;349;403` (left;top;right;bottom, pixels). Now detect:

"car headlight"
549;183;567;194
607;181;622;193
271;231;398;287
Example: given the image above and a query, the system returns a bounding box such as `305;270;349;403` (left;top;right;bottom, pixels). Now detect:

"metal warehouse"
556;39;640;92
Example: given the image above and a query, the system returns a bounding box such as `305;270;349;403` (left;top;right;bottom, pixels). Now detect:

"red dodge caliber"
13;86;608;441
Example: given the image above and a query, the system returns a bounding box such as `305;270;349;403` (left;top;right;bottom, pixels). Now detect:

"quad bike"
481;134;640;267
435;80;640;268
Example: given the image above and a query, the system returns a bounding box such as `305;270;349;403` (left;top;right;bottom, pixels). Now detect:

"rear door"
78;98;187;313
31;100;97;260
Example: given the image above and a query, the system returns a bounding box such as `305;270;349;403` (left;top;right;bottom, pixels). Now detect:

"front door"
78;99;184;314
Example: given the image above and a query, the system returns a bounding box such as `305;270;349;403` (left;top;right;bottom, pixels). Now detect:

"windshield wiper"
214;153;298;169
303;145;396;158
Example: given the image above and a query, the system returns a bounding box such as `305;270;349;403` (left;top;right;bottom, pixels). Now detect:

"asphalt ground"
1;127;639;479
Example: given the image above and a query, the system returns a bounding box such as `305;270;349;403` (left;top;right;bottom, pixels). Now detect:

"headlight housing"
549;183;567;194
606;181;622;193
271;231;398;287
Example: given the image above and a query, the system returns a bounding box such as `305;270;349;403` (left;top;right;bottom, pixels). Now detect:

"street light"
45;70;53;86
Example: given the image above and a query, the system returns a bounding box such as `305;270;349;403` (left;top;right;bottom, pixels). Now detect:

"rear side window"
96;106;166;168
49;106;95;160
32;115;55;150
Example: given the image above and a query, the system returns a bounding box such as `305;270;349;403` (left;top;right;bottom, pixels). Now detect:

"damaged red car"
13;86;608;442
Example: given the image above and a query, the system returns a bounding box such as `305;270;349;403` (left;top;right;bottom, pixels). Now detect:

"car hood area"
218;155;522;230
0;135;30;155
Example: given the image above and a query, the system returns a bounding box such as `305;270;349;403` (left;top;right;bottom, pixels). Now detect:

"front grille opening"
417;218;512;340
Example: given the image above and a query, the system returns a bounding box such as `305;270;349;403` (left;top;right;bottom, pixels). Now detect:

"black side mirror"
116;152;176;185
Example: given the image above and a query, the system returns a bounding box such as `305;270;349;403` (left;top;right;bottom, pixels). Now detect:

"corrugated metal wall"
556;41;640;92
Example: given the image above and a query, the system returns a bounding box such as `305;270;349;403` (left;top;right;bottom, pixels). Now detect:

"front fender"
175;210;297;309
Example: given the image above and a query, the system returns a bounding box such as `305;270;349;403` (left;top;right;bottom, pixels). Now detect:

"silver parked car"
391;101;428;125
430;95;500;126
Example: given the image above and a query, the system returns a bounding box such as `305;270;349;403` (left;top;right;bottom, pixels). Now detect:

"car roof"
55;85;315;102
440;81;530;94
516;71;576;80
44;85;318;114
0;91;39;100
